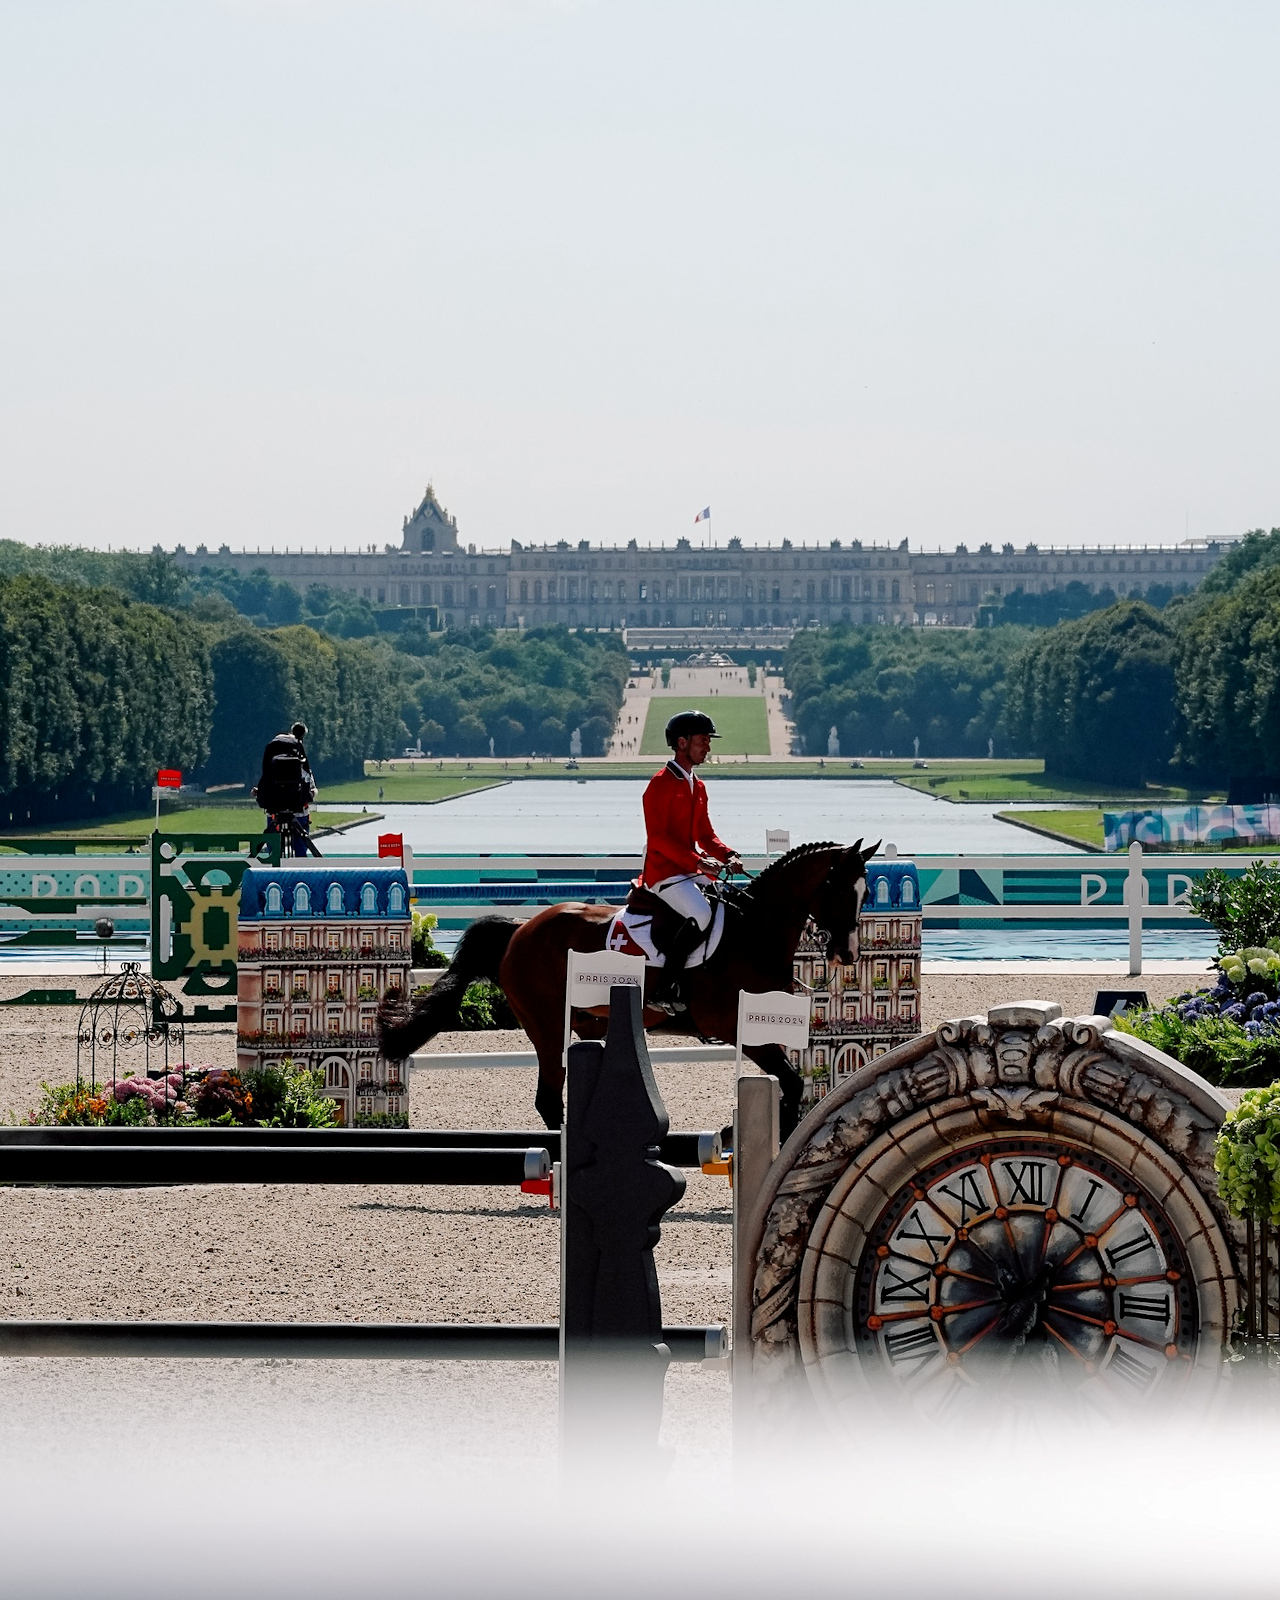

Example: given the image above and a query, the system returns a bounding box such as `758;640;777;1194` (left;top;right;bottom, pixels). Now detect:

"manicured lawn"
640;695;771;756
5;806;371;840
1000;809;1106;847
324;772;507;804
901;771;1222;804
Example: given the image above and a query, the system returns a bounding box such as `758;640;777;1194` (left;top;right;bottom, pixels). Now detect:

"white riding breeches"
650;873;714;930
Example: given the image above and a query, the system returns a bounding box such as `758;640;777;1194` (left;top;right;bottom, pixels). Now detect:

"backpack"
256;736;312;813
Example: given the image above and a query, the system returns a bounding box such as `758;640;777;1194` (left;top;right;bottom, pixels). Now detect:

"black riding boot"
657;916;706;1011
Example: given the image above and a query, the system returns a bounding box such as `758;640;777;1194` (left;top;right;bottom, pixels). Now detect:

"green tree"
1004;601;1176;785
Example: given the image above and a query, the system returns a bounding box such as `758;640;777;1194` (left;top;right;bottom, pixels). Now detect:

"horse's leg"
496;905;613;1131
742;1043;805;1141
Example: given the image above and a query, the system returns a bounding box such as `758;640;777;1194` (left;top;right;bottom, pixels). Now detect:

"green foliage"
1174;565;1280;796
1215;1084;1280;1222
395;626;627;758
411;910;447;968
785;625;1025;758
236;1061;340;1127
1003;601;1176;785
1115;1006;1280;1088
354;1111;410;1129
1197;529;1280;597
986;579;1188;628
303;584;379;638
202;623;404;785
1188;862;1280;953
27;1081;154;1126
0;574;212;820
457;979;519;1030
188;566;302;626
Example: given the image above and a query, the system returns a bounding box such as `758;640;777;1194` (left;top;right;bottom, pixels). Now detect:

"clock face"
854;1137;1197;1408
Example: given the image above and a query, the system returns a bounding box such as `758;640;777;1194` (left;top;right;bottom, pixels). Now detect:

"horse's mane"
745;840;845;901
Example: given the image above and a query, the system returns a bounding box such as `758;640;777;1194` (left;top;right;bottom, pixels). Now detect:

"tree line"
0;573;406;821
0;563;630;821
785;627;1026;758
393;624;629;758
788;527;1280;795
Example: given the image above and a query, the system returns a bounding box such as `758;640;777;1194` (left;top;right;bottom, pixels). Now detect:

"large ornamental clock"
738;1002;1243;1432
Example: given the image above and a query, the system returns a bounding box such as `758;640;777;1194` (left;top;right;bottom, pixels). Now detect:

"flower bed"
28;1060;340;1129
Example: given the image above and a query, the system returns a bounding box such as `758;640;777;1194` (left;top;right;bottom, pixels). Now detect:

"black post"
560;983;685;1467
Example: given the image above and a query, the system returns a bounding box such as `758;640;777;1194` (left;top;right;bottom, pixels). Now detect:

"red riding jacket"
641;760;733;885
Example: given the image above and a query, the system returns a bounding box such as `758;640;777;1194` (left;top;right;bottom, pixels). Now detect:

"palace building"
172;485;1231;635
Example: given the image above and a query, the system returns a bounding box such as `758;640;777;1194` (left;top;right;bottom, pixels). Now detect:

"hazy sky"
2;1;1279;554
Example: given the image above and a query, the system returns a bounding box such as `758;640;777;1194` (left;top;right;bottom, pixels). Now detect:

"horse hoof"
535;1089;564;1130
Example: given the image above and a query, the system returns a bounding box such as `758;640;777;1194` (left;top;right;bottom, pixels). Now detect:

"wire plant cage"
76;962;186;1109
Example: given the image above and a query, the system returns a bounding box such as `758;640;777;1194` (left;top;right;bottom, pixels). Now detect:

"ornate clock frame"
736;1002;1243;1431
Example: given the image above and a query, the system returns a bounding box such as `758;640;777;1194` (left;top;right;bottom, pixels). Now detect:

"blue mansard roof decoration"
863;861;919;911
239;865;411;922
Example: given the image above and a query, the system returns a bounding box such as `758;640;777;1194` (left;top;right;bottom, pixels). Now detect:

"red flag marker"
378;833;404;858
156;769;182;789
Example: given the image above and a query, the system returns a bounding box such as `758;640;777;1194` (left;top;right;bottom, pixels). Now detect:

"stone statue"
827;726;840;758
570;727;583;758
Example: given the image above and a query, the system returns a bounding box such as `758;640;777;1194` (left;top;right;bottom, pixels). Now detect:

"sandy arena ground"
0;965;1218;1472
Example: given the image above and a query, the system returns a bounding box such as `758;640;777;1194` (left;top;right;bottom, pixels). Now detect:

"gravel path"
0;964;1225;1478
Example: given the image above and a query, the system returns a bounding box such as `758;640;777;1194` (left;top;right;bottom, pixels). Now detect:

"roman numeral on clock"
936;1169;988;1224
894;1208;949;1260
1105;1229;1155;1269
1118;1292;1170;1324
880;1262;932;1304
883;1324;936;1365
1074;1179;1105;1225
1107;1343;1158;1392
1001;1160;1047;1205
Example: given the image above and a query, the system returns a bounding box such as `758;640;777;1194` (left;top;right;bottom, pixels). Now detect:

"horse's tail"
378;915;518;1059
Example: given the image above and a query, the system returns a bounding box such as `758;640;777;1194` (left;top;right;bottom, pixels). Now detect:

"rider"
641;710;742;1007
254;721;318;856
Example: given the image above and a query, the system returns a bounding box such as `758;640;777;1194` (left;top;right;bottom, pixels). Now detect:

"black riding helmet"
665;709;720;748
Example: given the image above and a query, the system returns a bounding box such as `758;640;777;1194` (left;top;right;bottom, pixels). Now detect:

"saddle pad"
604;900;725;969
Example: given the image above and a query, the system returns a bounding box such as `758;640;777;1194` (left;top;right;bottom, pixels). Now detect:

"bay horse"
379;840;874;1139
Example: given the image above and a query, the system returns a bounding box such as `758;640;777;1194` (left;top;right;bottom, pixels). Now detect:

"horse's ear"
864;839;882;861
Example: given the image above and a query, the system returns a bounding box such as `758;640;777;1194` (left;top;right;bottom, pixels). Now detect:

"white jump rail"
413;1045;739;1070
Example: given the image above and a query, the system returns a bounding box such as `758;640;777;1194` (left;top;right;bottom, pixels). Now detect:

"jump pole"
731;988;808;1444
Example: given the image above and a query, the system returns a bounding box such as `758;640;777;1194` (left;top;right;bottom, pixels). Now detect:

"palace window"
388;884;405;913
360;883;377;914
265;883;283;914
293;883;310;914
327;971;342;996
327;929;341;949
389;931;402;950
265;932;280;952
327;883;344;913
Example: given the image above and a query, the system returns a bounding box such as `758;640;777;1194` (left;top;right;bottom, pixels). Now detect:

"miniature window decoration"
265;883;283;914
294;883;311;913
327;930;340;949
293;930;308;951
388;884;405;913
265;932;280;951
327;883;344;913
360;883;377;914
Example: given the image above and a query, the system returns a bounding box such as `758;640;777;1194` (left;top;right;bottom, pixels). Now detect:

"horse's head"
814;838;878;966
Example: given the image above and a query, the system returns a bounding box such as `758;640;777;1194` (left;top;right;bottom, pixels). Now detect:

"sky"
2;1;1279;555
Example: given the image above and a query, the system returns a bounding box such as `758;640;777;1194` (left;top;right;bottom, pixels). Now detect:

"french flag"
694;506;710;523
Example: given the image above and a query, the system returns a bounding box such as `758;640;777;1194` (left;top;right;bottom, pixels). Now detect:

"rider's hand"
723;855;744;876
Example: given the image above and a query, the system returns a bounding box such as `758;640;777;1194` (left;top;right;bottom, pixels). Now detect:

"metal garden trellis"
76;962;185;1102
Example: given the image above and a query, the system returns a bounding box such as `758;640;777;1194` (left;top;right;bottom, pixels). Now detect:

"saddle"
625;881;684;951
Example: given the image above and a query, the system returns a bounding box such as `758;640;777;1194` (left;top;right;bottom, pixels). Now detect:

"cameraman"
254;721;318;857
